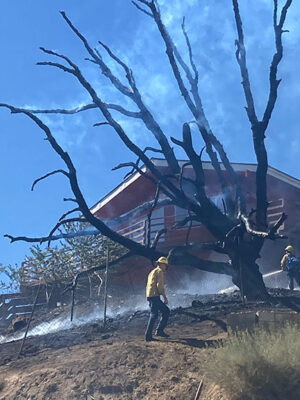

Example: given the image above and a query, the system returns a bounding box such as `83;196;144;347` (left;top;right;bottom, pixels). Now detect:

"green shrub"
206;324;300;400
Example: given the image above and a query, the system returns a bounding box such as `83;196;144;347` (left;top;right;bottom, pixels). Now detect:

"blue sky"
0;0;299;271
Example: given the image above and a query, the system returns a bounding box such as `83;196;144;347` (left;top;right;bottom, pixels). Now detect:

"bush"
205;324;300;400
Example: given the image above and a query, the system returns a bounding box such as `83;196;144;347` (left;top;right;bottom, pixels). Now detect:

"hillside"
0;290;299;400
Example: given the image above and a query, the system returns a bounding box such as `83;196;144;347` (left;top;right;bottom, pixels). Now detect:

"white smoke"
175;272;233;296
0;298;149;345
0;269;296;344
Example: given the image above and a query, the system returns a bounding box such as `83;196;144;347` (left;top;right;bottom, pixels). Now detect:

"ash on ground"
1;287;300;366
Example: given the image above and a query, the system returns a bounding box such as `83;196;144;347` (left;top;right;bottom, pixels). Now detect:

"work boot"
155;331;169;338
145;335;157;342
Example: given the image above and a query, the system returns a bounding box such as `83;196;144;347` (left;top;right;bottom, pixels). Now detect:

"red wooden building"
91;159;300;293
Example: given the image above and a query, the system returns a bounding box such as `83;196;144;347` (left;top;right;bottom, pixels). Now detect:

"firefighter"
145;256;170;342
281;245;300;290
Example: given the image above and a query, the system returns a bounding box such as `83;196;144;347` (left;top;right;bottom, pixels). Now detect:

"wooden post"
17;284;41;359
237;235;245;306
194;379;203;400
70;286;75;322
103;242;109;329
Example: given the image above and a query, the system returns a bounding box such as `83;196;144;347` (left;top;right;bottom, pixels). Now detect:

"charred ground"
0;289;299;400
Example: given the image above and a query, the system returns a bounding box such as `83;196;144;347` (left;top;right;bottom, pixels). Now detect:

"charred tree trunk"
229;239;269;300
168;234;269;300
233;258;268;300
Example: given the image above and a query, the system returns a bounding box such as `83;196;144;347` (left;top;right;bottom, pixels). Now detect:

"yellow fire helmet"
157;256;169;265
285;245;293;252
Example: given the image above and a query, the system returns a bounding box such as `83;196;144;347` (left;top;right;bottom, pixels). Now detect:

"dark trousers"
145;296;170;339
288;271;300;290
288;272;295;290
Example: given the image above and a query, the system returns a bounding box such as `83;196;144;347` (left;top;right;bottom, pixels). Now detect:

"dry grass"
205;324;300;400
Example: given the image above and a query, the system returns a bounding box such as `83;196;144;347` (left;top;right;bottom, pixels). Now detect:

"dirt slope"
0;309;228;400
1;289;299;400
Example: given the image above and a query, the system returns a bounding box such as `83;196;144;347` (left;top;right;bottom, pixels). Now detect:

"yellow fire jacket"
280;254;289;269
146;266;166;298
281;254;289;270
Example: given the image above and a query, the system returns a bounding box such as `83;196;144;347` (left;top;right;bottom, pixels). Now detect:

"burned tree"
0;0;293;300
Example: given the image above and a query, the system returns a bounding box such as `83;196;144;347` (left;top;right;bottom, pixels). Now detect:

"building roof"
90;158;300;214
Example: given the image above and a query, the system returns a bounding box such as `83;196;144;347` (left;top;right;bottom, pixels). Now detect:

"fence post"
103;242;110;329
17;284;41;359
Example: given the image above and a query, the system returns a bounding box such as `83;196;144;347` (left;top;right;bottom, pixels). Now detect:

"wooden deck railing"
117;199;286;245
116;212;191;245
0;292;46;328
267;198;285;231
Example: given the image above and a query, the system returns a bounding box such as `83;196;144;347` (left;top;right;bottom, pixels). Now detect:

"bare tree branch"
178;161;193;195
93;121;110;127
232;0;292;228
185;211;193;246
123;146;164;180
151;228;168;249
268;212;288;238
232;0;258;126
39;46;78;69
58;207;80;222
151;212;201;250
240;214;287;239
167;247;234;276
98;40;136;89
173;123;206;201
106;103;141;118
27;103;96;115
38;53;184;200
112;162;157;184
38;49;187;205
132;1;153;17
60;12;133;96
4;233;52;244
181;17;198;81
47;217;86;247
173;214;199;230
36;61;74;74
31;169;69;191
4;198;176;247
262;0;293;131
172;242;228;255
0;103;166;259
60;10;180;174
138;1;244;214
22;103;142;119
146;183;161;247
63;198;78;203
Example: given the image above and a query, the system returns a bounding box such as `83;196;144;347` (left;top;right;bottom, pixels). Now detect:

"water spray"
219;269;283;294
